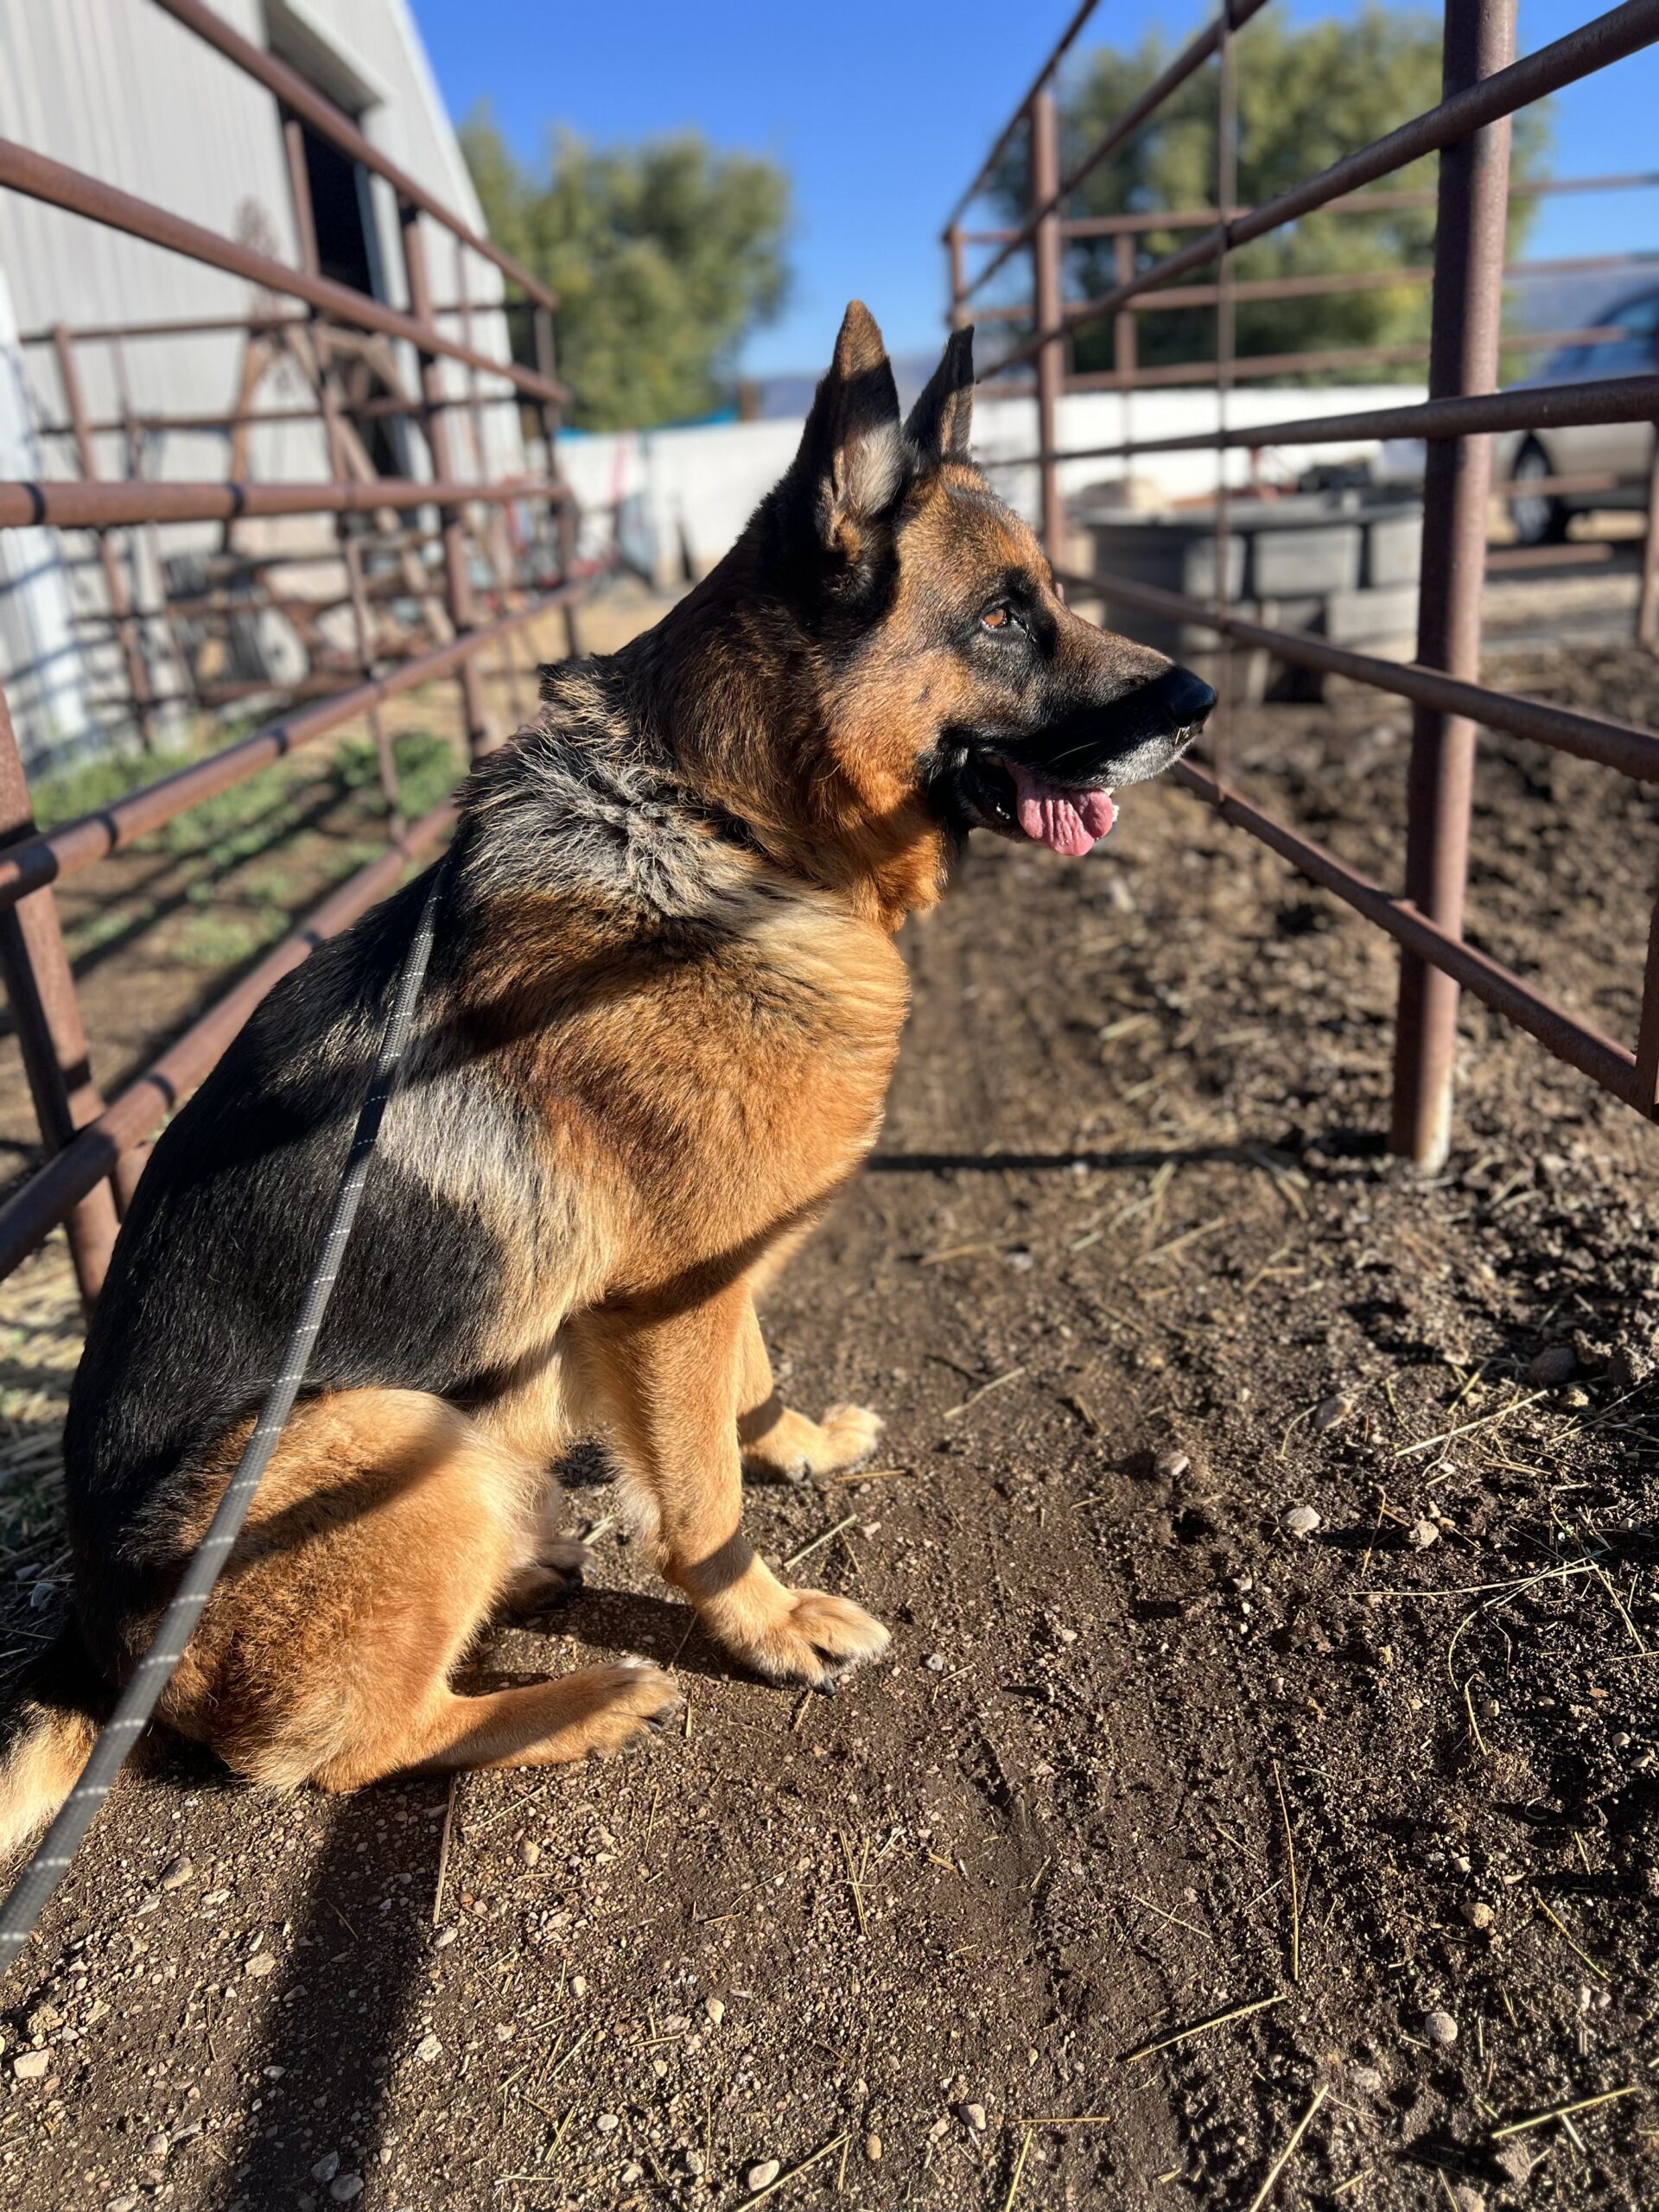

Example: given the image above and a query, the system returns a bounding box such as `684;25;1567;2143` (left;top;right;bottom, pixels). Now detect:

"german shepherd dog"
0;305;1212;1851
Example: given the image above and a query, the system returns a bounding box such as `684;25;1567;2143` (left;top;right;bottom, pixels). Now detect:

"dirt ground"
1;588;1658;2211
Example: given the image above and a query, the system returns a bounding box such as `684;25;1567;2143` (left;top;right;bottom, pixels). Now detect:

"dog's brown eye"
981;605;1011;632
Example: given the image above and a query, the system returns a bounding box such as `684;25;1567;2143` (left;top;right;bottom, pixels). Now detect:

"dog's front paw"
539;1535;593;1588
817;1402;885;1465
570;1661;683;1756
741;1402;883;1484
723;1583;890;1689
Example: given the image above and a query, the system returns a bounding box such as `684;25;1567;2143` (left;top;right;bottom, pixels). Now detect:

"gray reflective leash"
0;862;445;1978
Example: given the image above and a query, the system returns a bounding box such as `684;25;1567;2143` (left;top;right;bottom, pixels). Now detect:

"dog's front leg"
577;1286;889;1688
734;1294;882;1484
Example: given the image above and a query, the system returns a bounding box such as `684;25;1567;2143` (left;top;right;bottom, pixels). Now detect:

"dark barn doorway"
296;118;408;477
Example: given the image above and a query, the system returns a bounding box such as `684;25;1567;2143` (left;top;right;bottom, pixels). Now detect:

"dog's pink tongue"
1007;763;1117;856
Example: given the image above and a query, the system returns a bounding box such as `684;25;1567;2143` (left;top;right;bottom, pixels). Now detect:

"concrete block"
1325;581;1421;645
1086;521;1244;602
1256;596;1323;635
1365;508;1423;587
1250;521;1361;597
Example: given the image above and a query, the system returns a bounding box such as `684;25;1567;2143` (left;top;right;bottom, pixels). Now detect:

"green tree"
993;7;1549;381
461;112;790;431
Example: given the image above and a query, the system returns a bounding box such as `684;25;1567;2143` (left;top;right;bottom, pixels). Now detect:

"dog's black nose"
1149;664;1217;734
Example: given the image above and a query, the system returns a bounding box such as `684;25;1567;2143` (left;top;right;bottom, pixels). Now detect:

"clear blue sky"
410;0;1659;378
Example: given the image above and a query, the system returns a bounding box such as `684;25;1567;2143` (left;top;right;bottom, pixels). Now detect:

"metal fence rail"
0;0;611;1308
0;140;568;405
0;475;572;531
946;0;1659;1169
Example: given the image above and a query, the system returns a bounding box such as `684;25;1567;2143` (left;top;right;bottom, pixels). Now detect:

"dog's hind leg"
734;1294;882;1484
321;1662;682;1787
155;1389;677;1793
575;1287;889;1689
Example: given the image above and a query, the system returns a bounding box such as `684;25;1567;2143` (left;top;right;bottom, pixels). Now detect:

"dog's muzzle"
1067;664;1217;786
938;662;1217;856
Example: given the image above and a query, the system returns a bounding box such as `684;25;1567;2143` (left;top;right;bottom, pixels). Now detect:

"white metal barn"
0;0;524;765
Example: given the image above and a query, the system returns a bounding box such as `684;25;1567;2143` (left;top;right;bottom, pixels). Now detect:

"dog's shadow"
492;1581;756;1688
158;1588;747;2206
220;1779;447;2207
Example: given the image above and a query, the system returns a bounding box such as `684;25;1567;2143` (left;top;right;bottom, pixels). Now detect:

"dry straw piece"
1491;2085;1642;2139
741;2133;850;2206
1244;2084;1329;2212
1124;1991;1286;2063
1272;1760;1300;1985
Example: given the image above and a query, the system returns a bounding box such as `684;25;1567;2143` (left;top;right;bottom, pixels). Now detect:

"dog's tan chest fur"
436;876;906;1483
491;881;909;1307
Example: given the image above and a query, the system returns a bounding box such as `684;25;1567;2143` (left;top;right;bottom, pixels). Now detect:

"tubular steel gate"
0;0;611;1312
948;0;1659;1170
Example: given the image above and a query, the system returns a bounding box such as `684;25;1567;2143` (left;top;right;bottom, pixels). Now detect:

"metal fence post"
398;201;491;760
1112;230;1138;388
532;304;582;661
280;114;404;827
0;681;121;1306
1389;0;1516;1170
1030;90;1066;562
1211;6;1238;790
459;254;535;727
946;225;967;331
1637;423;1659;651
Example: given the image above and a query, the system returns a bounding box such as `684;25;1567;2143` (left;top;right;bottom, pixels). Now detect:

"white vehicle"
1495;288;1659;545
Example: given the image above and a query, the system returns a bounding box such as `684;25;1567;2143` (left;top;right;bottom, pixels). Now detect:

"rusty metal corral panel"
0;0;516;443
0;0;530;766
0;0;607;1304
945;0;1659;1167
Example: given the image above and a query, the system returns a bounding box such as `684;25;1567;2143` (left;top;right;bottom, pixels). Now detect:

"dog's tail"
0;1621;109;1865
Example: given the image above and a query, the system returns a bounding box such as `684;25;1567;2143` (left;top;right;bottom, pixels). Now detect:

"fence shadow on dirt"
865;1141;1306;1177
219;1778;442;2212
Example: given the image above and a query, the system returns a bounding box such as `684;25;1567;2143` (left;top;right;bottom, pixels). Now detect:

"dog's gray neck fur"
455;658;753;924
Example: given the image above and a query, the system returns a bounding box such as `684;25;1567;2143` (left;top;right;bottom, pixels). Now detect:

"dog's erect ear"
791;301;905;561
906;326;975;466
